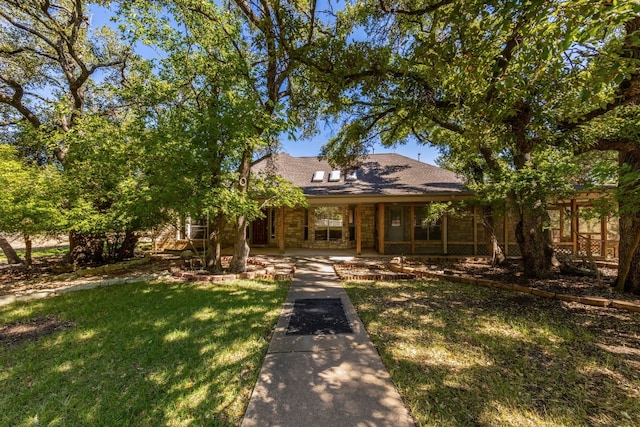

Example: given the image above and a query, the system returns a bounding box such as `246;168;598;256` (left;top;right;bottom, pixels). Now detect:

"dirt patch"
0;256;169;297
0;315;74;347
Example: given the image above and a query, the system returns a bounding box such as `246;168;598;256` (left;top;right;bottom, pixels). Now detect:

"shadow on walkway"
241;258;414;427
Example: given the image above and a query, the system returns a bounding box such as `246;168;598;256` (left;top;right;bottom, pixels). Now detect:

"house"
160;153;619;258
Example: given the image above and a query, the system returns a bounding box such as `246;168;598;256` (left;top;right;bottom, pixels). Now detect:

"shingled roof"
252;153;468;196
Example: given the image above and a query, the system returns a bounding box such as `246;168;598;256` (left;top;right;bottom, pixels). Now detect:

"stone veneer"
274;204;377;250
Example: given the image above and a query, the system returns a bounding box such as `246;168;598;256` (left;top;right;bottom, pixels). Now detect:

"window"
414;206;442;241
312;171;325;182
314;207;343;241
329;170;341;182
345;170;357;181
185;218;207;240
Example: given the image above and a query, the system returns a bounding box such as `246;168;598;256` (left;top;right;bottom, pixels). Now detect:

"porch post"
504;212;509;256
602;214;607;257
410;203;415;255
378;203;385;254
279;206;285;254
356;204;362;255
571;198;578;256
473;205;478;256
442;213;448;255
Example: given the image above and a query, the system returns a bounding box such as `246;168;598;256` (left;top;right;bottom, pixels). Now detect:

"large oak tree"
302;0;639;281
0;0;134;265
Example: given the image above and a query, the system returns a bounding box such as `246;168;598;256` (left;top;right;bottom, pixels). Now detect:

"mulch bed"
333;261;414;281
334;257;640;309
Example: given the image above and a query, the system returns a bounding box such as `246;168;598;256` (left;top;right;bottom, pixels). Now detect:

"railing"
553;234;618;259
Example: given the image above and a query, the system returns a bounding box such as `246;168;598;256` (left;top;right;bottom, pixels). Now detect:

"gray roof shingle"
253;153;467;196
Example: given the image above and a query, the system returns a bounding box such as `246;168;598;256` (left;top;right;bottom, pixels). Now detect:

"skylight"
312;171;325;182
328;170;341;182
345;170;357;181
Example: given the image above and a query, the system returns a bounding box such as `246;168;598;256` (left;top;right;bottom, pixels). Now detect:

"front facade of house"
161;153;619;259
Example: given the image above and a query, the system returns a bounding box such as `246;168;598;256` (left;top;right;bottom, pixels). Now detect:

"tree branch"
378;0;454;16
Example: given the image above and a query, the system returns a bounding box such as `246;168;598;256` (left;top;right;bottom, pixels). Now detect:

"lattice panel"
578;240;602;257
553;246;574;257
447;244;475;256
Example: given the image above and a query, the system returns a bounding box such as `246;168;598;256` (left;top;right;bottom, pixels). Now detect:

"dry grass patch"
344;278;640;426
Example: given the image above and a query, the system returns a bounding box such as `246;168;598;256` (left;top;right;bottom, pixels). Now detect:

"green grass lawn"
0;279;289;426
344;278;640;427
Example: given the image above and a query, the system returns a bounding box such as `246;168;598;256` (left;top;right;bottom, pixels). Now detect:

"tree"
0;0;133;265
557;11;640;292
117;0;307;272
302;0;635;279
0;144;64;268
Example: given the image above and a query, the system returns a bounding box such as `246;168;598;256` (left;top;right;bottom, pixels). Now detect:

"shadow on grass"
345;279;640;426
0;279;289;426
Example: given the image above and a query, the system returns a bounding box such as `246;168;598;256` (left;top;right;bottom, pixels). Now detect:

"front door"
252;211;269;245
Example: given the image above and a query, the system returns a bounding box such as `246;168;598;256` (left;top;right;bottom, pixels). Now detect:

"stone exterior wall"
283;207;306;248
256;204;378;250
447;209;474;242
360;205;376;248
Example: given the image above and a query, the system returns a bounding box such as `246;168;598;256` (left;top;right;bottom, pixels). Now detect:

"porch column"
602;215;607;257
410;204;416;255
473;205;478;256
356;204;362;255
378;203;385;254
571;198;578;256
442;213;448;255
504;212;509;256
279;206;285;253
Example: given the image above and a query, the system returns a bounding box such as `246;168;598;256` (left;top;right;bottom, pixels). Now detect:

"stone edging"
170;258;295;282
0;274;164;307
171;269;294;282
333;263;414;281
387;263;640;314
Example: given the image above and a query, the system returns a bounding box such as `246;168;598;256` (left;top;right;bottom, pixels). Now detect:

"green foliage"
0;145;65;238
115;1;307;230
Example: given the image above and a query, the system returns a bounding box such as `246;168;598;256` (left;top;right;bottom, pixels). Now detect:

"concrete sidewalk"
241;256;414;427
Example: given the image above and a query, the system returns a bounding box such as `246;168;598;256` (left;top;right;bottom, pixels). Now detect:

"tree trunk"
616;151;640;293
616;209;640;293
229;148;253;274
23;235;33;269
229;218;250;273
481;205;506;265
0;237;22;264
69;231;104;267
513;204;555;279
206;215;224;273
116;230;139;260
621;246;640;294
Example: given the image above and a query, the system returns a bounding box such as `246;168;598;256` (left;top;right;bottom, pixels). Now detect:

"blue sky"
88;4;440;165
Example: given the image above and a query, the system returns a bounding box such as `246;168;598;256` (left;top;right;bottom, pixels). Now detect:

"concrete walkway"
241;256;414;427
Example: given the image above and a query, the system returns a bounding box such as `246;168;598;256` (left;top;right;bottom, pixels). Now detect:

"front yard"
345;278;640;426
0;279;289;426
